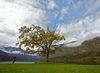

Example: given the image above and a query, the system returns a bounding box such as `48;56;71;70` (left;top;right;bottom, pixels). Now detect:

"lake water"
0;61;35;64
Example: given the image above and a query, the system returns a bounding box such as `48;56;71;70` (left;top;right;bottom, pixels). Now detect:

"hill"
0;46;41;62
0;50;27;61
50;36;100;64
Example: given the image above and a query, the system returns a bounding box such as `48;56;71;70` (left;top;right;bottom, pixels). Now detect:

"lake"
0;61;35;64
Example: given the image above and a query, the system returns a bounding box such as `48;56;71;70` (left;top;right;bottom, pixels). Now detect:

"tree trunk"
46;52;49;62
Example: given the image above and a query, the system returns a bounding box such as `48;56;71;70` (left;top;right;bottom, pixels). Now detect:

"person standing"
13;56;16;63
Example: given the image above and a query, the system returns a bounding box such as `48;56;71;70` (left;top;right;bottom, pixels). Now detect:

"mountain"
50;36;100;64
0;45;23;51
0;46;39;61
0;50;27;61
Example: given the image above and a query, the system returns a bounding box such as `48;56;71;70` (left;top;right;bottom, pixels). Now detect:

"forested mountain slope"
50;36;100;64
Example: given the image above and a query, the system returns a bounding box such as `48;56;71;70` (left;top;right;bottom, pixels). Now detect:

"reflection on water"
0;61;35;64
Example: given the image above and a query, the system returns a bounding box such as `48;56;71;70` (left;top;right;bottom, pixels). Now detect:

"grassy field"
0;63;100;73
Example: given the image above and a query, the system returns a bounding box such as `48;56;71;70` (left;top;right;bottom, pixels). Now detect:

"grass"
0;63;100;73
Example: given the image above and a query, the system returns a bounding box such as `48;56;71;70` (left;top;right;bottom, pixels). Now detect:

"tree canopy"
16;24;65;62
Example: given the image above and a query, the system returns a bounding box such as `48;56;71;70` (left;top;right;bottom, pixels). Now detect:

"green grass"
0;63;100;73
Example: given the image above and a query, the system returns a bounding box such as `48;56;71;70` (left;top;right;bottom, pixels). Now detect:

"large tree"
16;24;65;62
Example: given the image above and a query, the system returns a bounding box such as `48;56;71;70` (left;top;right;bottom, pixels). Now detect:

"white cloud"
47;0;57;10
0;0;48;47
59;6;69;20
0;48;20;54
57;11;100;46
12;51;20;54
64;33;100;47
85;0;100;15
63;0;74;5
0;0;100;48
53;11;59;19
57;20;84;36
73;1;82;9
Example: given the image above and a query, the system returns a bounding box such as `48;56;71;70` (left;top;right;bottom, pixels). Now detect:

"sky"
0;0;100;48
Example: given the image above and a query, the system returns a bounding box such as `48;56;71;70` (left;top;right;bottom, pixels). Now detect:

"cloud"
84;0;100;15
0;48;20;54
47;0;57;10
0;0;48;47
59;6;69;20
0;0;100;48
73;1;82;10
64;33;100;47
0;26;17;36
53;11;59;19
57;20;84;36
11;51;20;54
57;10;100;46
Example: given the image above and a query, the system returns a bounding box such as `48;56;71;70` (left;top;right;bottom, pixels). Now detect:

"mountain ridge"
50;36;100;64
0;45;39;61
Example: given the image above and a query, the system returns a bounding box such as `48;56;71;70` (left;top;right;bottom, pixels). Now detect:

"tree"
16;24;65;62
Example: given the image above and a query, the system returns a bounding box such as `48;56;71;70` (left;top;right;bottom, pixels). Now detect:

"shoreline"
0;61;35;64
